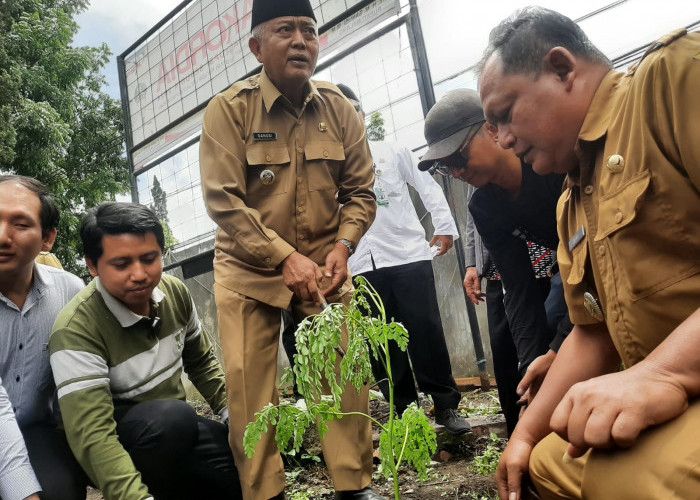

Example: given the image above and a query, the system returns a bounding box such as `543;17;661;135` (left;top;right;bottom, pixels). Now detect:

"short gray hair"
251;20;269;42
477;6;611;77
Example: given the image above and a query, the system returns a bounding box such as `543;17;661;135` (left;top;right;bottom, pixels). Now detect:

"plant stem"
395;423;410;470
317;409;386;431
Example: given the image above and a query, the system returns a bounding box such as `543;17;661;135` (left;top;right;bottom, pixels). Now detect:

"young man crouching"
50;202;242;500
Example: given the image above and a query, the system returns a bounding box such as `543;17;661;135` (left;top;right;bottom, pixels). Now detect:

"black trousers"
485;279;520;436
357;260;461;414
21;423;90;500
486;278;552;436
116;399;242;500
280;308;302;399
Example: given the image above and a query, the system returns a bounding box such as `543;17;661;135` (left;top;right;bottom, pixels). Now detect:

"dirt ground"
86;389;505;500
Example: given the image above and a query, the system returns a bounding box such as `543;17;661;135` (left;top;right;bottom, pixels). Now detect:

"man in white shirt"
337;84;469;434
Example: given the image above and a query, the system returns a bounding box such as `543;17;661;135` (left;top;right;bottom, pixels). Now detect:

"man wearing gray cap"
417;89;571;437
199;0;381;498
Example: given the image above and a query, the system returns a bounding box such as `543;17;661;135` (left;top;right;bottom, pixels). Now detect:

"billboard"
123;0;401;158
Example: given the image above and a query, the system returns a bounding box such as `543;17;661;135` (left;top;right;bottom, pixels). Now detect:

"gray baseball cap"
417;88;485;171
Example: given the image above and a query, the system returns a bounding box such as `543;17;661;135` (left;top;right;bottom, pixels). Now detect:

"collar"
0;264;45;310
259;68;324;114
95;277;165;328
577;69;624;144
32;263;49;295
566;69;625;188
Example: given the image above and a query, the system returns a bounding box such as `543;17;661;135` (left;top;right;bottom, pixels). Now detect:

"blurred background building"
119;0;699;377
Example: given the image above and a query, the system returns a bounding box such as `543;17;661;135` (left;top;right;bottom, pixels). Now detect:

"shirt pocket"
304;141;345;191
594;170;693;300
245;143;291;196
558;189;597;324
564;228;588;287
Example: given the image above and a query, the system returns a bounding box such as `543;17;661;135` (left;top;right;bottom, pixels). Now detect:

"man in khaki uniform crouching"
477;6;700;500
199;0;383;499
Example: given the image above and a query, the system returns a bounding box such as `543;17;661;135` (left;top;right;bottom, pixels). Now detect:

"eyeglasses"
431;163;453;177
429;121;485;177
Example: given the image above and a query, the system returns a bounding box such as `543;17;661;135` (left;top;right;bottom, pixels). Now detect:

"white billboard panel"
132;109;206;174
124;0;400;148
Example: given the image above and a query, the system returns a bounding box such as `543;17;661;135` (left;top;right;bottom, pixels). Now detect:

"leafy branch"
243;278;437;499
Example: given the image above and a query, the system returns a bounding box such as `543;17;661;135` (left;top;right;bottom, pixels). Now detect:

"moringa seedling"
243;277;437;500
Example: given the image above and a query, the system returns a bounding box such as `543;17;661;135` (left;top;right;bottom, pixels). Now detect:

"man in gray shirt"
0;176;88;500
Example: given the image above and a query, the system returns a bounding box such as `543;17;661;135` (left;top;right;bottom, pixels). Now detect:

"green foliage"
460;391;502;418
466;493;499;500
161;220;178;250
470;433;503;476
0;0;130;276
150;176;169;222
243;403;316;459
150;177;178;250
378;403;437;482
243;278;437;499
366;112;386;141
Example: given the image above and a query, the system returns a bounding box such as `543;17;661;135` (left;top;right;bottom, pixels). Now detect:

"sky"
74;0;184;98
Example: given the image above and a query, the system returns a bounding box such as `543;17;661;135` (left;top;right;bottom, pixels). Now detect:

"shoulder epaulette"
638;28;687;64
314;80;342;96
223;75;261;99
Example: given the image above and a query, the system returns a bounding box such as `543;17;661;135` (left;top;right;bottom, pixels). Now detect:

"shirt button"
297;147;304;154
598;245;606;257
614;211;623;224
298;234;305;240
264;257;271;264
584;185;594;195
265;155;271;162
15;376;20;382
297;206;304;213
18;344;23;350
323;150;329;158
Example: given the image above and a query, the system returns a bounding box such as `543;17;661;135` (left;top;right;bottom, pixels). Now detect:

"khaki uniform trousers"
214;282;373;500
527;399;700;500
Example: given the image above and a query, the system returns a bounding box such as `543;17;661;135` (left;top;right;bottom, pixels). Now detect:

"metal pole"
406;0;490;391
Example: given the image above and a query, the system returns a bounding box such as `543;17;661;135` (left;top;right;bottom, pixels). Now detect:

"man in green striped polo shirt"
50;202;242;500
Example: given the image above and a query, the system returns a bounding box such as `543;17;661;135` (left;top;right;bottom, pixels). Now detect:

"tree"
0;0;130;277
150;176;169;224
366;112;386;141
150;176;178;250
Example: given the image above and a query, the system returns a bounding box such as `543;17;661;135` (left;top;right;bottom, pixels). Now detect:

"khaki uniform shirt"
557;30;700;368
200;70;376;309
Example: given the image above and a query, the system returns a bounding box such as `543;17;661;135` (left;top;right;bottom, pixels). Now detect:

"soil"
86;389;505;500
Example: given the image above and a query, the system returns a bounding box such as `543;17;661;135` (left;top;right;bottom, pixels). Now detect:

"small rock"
439;450;452;462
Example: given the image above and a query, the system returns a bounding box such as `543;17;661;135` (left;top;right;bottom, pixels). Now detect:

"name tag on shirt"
568;226;586;251
253;132;277;141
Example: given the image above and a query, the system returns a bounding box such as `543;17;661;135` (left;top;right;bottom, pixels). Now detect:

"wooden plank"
454;377;498;391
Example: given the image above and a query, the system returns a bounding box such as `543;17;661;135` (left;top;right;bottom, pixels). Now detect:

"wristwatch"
336;238;355;256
